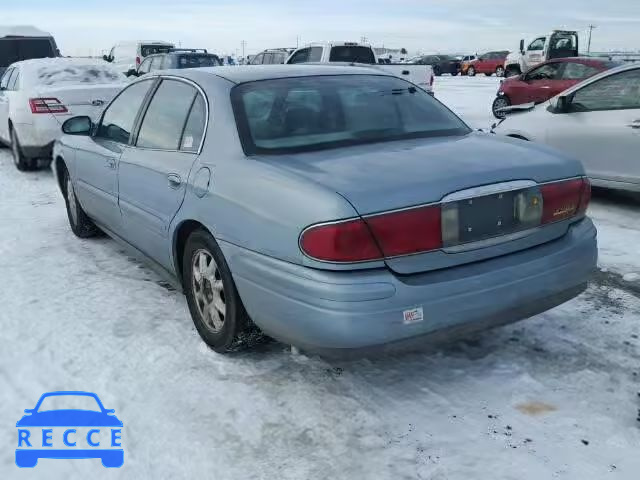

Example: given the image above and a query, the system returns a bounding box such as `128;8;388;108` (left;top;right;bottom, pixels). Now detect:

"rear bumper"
223;218;597;353
13;118;59;158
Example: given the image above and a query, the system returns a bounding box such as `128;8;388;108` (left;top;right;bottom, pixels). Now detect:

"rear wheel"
495;66;505;77
492;96;511;119
183;229;262;353
62;167;100;238
10;126;34;171
467;66;476;77
433;66;442;76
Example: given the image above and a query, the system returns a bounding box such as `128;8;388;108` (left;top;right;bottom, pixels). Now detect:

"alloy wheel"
192;249;226;333
496;66;505;77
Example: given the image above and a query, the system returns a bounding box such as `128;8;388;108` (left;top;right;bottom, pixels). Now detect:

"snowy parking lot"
1;75;639;479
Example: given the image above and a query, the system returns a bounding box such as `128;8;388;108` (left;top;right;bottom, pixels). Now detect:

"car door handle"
167;173;182;189
401;70;410;75
106;159;116;169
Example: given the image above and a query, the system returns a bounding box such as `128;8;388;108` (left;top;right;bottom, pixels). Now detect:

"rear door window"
180;94;207;152
560;62;601;80
329;46;375;64
136;79;198;150
262;53;274;64
97;79;154;144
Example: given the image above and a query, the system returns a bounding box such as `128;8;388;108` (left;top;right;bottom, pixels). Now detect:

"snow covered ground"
1;76;639;480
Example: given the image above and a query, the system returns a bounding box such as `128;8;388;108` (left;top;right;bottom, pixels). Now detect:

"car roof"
10;57;118;70
0;25;52;38
172;64;393;84
117;40;173;46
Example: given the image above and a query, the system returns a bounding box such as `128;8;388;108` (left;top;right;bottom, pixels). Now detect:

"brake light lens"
300;205;442;262
300;219;382;262
541;177;590;224
136;56;141;66
29;98;68;114
365;205;441;257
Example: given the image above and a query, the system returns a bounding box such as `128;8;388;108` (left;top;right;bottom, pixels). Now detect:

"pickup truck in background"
504;30;579;77
285;42;434;94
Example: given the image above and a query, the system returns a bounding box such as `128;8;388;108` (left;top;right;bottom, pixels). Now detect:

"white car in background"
494;63;640;192
104;40;174;76
0;58;127;170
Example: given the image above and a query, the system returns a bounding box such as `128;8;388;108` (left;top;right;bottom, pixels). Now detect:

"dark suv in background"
0;27;60;76
137;49;221;75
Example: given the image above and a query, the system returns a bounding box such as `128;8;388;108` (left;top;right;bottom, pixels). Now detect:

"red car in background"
492;57;620;118
465;51;509;77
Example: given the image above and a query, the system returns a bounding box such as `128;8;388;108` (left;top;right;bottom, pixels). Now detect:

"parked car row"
8;27;640;358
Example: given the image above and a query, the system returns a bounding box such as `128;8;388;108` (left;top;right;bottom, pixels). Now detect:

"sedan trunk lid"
265;133;586;274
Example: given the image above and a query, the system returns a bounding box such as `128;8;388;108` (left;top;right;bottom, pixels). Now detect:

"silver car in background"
494;63;640;192
52;65;597;355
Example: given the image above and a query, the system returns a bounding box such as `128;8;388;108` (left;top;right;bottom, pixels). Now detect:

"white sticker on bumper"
403;307;424;325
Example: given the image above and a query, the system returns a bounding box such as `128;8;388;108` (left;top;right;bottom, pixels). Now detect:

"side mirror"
551;95;570;113
519;39;525;54
62;116;93;136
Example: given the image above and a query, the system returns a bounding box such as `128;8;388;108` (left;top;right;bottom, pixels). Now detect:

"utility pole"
296;35;300;48
241;40;247;60
587;25;596;54
360;36;368;44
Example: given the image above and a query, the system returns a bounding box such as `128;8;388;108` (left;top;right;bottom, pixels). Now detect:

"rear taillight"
541;177;590;224
300;205;442;262
29;98;68;114
365;205;442;257
136;56;141;66
300;219;382;262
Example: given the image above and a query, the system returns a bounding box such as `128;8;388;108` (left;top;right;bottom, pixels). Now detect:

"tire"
495;66;505;77
492;96;511;119
10;126;35;171
62;167;100;238
467;66;476;77
433;66;442;76
485;72;492;77
183;229;262;353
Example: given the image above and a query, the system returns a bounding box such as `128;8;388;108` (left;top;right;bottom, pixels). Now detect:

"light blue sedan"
52;65;597;355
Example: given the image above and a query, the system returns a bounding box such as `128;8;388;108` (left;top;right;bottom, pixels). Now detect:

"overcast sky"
3;0;639;57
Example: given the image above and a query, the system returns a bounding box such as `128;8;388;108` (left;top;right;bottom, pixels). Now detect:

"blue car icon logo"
16;391;123;468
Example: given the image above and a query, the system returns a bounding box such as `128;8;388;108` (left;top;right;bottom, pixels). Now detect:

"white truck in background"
285;42;434;94
504;30;579;77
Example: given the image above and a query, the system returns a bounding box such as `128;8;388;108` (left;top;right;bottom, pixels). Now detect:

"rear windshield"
36;64;125;86
232;75;470;155
141;44;173;57
329;46;376;64
0;38;55;67
178;54;221;68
